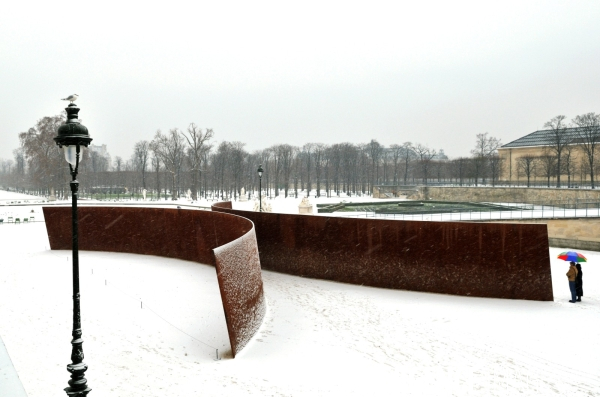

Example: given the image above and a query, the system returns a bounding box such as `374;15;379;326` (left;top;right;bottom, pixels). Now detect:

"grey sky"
1;1;600;162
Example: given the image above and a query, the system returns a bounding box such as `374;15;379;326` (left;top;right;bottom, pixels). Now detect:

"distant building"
89;144;109;157
498;127;595;184
432;149;448;161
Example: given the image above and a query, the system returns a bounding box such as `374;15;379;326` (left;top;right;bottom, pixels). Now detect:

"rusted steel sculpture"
44;201;554;362
212;202;553;301
43;206;265;357
213;228;265;356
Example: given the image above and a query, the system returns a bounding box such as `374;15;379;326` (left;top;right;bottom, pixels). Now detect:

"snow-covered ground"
1;191;599;396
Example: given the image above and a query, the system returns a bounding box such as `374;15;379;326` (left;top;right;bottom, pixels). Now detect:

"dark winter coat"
575;264;583;297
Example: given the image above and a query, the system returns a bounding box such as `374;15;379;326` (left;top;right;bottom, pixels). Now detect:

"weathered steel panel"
214;227;265;357
43;206;266;357
212;203;553;301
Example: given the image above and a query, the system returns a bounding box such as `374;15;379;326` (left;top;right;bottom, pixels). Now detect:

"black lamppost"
294;177;298;198
54;102;93;397
257;164;263;212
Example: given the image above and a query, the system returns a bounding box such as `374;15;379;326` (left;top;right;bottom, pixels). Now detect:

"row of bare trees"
2;112;509;199
515;113;600;188
516;153;600;189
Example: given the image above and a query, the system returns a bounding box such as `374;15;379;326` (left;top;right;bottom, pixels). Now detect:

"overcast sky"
1;1;600;162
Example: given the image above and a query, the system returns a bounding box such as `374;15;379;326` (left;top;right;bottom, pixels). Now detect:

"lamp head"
257;164;263;178
54;104;93;155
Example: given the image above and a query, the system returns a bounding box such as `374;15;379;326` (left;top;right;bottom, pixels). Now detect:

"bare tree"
561;144;577;188
213;142;233;199
18;114;67;194
339;143;358;195
471;132;502;186
451;157;469;186
132;140;150;190
366;139;383;189
313;143;327;197
327;144;342;196
13;149;25;176
572;112;600;188
181;124;214;200
292;149;303;198
1;159;14;174
229;141;247;199
266;145;282;197
90;150;109;173
537;154;557;187
432;160;445;183
150;151;162;200
275;144;296;197
488;155;504;187
150;129;185;200
260;148;272;198
302;143;315;196
517;155;537;187
400;142;415;185
544;115;570;187
114;156;123;172
112;156;124;195
389;144;403;185
12;148;28;193
413;144;436;184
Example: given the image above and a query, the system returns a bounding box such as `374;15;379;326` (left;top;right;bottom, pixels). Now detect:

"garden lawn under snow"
0;191;599;396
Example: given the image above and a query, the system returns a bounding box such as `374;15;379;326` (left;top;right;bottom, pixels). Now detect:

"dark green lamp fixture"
54;102;92;397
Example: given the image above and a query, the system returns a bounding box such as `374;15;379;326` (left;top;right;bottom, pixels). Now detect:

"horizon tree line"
17;111;600;199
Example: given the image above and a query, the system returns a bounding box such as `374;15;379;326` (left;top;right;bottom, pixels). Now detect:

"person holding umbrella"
566;262;578;303
558;251;586;303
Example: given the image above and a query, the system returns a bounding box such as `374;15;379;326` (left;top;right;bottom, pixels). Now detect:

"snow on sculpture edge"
213;226;266;357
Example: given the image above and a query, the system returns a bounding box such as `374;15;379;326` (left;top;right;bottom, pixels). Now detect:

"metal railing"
327;201;600;222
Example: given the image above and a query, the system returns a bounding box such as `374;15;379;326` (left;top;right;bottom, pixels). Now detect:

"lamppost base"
65;362;90;396
64;386;91;397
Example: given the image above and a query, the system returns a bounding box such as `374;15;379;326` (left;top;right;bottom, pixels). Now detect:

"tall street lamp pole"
54;102;93;397
257;164;263;212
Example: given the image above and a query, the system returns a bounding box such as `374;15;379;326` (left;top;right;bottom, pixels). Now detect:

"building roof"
501;127;588;149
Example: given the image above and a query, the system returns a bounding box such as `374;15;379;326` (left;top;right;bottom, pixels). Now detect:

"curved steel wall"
43;203;554;361
212;202;553;301
43;206;265;357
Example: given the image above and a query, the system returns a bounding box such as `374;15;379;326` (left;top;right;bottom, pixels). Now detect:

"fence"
329;200;600;222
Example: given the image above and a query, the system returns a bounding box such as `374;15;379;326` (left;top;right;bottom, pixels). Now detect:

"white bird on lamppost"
61;94;79;103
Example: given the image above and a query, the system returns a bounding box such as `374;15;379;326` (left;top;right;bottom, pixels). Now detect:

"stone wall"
408;186;600;203
406;186;600;251
488;218;600;252
373;185;419;198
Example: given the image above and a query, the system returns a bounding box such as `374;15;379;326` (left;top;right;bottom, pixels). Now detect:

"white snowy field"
0;192;599;396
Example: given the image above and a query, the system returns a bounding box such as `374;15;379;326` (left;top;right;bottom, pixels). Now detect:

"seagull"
61;94;79;103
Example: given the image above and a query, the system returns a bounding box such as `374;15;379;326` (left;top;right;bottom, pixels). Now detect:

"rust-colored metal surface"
212;202;553;301
214;227;265;357
43;206;266;357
